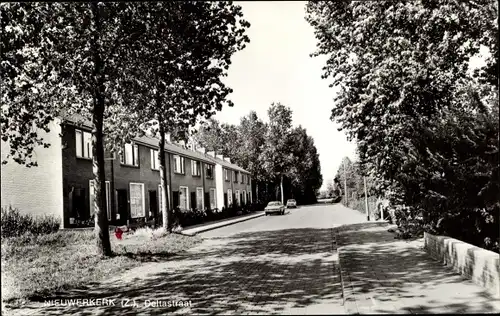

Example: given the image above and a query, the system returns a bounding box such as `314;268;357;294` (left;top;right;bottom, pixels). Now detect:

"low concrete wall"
424;232;500;298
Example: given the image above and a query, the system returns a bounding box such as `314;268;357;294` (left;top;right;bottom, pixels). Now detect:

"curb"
180;212;266;236
334;226;359;315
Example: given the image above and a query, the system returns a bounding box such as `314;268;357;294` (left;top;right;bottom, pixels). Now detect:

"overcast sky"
214;1;357;191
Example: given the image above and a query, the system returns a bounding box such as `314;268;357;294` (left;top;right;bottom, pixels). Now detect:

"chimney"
196;147;205;154
207;151;215;157
224;157;231;163
216;154;224;160
165;133;171;143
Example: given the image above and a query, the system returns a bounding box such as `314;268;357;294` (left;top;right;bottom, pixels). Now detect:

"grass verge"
1;227;202;306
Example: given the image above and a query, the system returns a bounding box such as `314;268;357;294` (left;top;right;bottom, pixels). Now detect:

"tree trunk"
256;182;259;204
159;118;171;232
280;174;284;204
91;2;111;257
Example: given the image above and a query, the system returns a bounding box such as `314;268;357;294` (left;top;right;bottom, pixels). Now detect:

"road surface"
9;203;366;315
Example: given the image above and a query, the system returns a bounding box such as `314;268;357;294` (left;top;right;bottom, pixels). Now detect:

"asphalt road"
11;203;367;316
201;203;366;239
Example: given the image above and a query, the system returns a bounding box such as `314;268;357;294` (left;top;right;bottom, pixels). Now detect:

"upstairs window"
120;143;139;166
174;155;185;174
206;164;214;179
233;171;237;182
224;169;229;181
191;160;201;176
75;129;93;159
150;149;160;170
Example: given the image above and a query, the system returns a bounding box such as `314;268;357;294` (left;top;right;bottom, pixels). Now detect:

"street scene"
4;205;499;315
1;1;499;315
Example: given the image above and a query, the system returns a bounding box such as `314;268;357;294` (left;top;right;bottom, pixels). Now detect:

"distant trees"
193;104;323;205
307;0;499;252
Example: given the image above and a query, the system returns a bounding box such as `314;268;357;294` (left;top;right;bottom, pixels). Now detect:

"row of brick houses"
1;116;252;229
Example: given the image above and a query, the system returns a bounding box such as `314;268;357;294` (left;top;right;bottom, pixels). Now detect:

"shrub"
1;206;60;238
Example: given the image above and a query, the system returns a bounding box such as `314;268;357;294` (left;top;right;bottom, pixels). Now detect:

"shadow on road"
8;221;497;315
335;222;499;314
15;227;342;315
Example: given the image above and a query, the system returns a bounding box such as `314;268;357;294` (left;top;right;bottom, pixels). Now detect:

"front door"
116;189;128;226
149;190;158;226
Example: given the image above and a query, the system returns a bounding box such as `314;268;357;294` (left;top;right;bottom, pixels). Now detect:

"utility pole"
364;176;369;221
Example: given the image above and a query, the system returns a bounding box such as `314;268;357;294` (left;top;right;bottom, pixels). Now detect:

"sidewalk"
335;222;500;314
181;211;265;235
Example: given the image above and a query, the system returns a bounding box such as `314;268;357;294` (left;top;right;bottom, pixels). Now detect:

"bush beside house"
1;207;60;238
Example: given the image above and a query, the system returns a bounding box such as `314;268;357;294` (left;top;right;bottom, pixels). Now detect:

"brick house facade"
1;115;251;229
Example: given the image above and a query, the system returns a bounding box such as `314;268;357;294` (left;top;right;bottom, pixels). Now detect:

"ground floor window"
179;186;189;210
196;187;204;210
242;190;246;205
129;183;145;218
209;188;217;210
235;190;240;206
227;189;233;206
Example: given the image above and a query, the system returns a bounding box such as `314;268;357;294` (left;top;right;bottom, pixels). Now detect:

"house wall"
1;119;64;227
61;123;94;227
215;164;224;210
202;162;217;209
111;143;164;225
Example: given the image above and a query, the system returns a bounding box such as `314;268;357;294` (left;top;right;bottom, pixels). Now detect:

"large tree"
260;102;295;204
287;126;323;204
236;111;268;202
130;1;250;231
307;0;499;251
1;2;149;256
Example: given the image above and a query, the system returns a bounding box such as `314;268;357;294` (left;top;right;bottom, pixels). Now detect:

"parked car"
264;201;286;215
286;199;297;208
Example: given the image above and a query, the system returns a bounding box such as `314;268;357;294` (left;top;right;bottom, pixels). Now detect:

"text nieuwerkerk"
44;298;193;308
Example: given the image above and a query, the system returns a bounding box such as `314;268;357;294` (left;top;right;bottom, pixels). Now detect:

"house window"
206;164;214;179
227;189;233;206
242;190;246;205
129;183;145;218
232;171;237;182
179;186;189;210
196;187;204;210
174;155;185;174
150;149;160;170
209;188;216;210
224;169;229;181
241;174;245;184
120;143;139;166
75;129;93;159
235;190;240;206
191;160;201;176
89;180;111;220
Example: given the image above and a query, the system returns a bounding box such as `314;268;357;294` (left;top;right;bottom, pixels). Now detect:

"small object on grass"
114;227;123;240
388;228;395;233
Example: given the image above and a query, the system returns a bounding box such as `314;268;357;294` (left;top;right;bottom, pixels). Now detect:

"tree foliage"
194;105;323;205
126;2;250;230
1;2;250;251
307;0;499;251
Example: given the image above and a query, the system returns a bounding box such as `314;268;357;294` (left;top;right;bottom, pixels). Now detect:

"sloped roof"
134;135;214;165
204;155;250;174
61;113;249;171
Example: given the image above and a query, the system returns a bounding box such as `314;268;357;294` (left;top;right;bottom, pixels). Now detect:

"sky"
214;1;357;191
